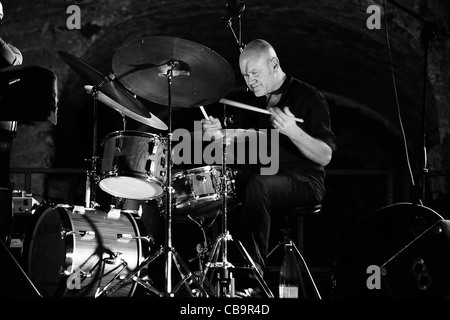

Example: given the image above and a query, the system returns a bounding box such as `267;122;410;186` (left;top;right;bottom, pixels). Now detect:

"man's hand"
269;106;298;137
201;116;222;130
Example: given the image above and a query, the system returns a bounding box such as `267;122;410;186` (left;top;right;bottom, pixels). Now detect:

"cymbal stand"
200;104;274;298
96;62;208;298
186;215;219;297
84;86;101;208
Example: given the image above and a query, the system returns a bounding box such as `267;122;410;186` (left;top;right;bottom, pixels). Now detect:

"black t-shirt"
230;74;336;192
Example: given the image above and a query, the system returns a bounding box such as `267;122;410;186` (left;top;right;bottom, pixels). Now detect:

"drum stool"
267;203;322;299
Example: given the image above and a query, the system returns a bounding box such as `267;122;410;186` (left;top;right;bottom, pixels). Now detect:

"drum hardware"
83;84;100;209
58;51;169;207
98;36;236;298
199;105;274;298
185;215;220;297
186;215;218;269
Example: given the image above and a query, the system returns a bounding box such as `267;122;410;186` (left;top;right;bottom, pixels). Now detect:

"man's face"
0;2;3;21
239;54;274;97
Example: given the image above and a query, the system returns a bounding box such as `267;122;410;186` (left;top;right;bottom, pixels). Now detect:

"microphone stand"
419;24;436;205
222;1;245;52
384;0;450;205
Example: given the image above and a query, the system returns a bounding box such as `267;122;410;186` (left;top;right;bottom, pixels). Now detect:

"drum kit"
24;36;272;299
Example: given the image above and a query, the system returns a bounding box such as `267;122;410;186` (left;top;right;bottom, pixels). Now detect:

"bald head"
239;39;277;66
239;39;285;97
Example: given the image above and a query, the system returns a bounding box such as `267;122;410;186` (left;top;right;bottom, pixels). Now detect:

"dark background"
1;0;450;300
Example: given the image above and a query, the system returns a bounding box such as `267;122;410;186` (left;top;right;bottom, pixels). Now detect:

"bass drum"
27;205;148;298
333;202;444;299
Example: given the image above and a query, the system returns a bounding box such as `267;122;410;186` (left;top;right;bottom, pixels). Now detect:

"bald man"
203;39;336;297
0;1;22;68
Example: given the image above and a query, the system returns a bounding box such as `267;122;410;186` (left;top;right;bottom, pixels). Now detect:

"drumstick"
199;106;209;120
219;98;304;123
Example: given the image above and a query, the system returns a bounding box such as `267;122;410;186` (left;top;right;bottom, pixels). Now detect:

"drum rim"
171;165;229;178
101;130;165;145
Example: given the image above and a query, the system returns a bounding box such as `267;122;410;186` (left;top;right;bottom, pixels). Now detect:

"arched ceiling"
3;0;450;170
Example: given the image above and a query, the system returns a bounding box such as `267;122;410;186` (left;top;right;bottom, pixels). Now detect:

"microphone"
224;0;245;19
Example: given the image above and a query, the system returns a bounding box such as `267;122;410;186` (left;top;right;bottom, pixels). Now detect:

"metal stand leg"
201;231;274;298
186;214;221;297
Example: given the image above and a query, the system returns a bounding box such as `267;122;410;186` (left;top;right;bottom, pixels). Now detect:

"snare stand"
200;104;274;298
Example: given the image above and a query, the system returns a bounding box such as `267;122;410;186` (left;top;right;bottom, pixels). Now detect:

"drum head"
333;202;443;299
28;207;70;297
99;176;164;200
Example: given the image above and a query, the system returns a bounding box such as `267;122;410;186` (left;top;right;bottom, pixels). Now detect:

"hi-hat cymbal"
112;36;235;108
84;85;167;130
58;51;167;130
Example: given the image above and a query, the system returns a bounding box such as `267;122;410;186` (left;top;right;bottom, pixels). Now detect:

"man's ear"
271;57;279;70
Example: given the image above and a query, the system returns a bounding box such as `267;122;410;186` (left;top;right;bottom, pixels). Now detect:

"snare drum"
162;165;240;222
99;130;168;200
27;205;148;298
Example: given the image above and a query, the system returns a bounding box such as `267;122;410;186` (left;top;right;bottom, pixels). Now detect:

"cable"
383;0;423;205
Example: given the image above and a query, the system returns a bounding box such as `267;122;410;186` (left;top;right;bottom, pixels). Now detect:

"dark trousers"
236;170;322;273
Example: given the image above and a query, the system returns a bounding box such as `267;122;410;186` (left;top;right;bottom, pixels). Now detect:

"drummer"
202;39;336;297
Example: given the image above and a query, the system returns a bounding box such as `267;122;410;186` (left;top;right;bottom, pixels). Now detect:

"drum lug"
61;227;95;240
118;234;154;244
115;135;123;152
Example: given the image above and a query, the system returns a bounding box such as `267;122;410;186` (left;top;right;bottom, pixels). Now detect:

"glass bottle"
279;241;301;298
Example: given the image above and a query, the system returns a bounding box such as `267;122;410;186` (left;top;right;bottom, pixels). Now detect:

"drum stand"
97;62;208;298
200;105;274;298
84;85;103;209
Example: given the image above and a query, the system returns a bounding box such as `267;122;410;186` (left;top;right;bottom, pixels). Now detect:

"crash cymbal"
186;129;266;144
84;85;167;130
58;51;166;129
112;36;235;108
